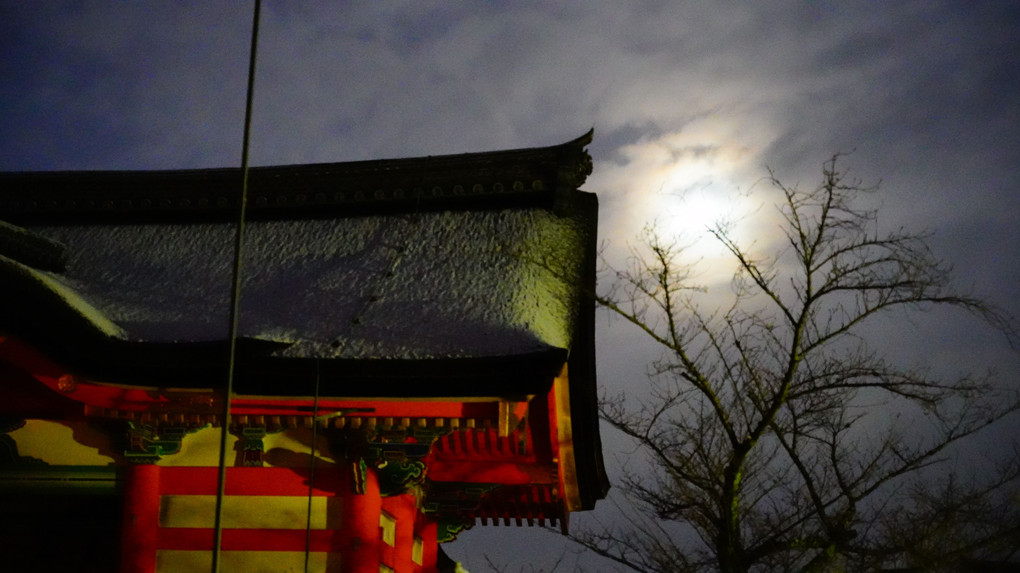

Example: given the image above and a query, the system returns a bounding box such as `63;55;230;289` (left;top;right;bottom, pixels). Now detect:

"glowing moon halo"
643;159;752;271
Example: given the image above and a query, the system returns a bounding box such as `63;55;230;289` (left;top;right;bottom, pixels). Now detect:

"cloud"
0;3;258;169
4;0;1015;355
2;2;1015;327
3;2;1019;569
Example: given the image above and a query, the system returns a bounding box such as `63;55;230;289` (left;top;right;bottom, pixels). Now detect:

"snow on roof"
30;205;594;360
1;253;126;339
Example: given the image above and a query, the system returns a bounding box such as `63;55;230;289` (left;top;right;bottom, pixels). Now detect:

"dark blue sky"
2;2;1018;570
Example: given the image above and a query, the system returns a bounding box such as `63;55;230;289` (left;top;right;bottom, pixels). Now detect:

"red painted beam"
230;398;498;419
0;337;501;420
428;459;557;485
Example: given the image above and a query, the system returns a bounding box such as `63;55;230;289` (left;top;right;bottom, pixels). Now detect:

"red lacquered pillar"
419;519;439;573
389;493;417;573
120;463;161;573
341;463;382;573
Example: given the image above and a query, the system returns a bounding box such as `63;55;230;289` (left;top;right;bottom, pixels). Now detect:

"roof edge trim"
0;131;595;225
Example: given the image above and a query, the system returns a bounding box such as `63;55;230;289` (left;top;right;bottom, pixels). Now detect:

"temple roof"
0;131;608;510
0;130;593;224
0;133;597;388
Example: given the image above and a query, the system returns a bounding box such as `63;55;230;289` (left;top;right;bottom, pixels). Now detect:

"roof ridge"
0;132;594;224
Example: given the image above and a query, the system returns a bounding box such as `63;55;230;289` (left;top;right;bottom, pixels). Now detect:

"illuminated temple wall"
2;419;433;572
1;398;563;572
0;133;608;572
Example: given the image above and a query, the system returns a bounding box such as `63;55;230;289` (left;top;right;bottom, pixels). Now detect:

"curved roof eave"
0;131;594;225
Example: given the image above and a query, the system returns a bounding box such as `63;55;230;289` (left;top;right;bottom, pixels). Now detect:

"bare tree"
576;156;1020;572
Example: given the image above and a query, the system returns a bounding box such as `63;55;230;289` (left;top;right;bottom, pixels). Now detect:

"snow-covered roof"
1;134;608;509
29;206;593;360
0;132;597;375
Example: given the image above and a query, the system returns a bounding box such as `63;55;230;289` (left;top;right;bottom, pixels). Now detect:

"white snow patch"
1;253;126;338
30;207;593;358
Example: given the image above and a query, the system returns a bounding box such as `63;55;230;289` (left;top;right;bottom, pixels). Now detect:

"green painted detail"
239;426;267;467
124;423;189;463
352;458;368;495
364;426;451;466
377;460;426;496
436;516;474;543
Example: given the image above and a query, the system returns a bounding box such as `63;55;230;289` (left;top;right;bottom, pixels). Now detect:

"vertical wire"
304;360;322;572
212;1;261;571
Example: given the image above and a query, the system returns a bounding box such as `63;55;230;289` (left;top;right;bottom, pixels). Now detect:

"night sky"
2;3;1018;571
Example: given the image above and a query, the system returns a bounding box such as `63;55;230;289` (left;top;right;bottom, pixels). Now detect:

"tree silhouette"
576;156;1020;572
